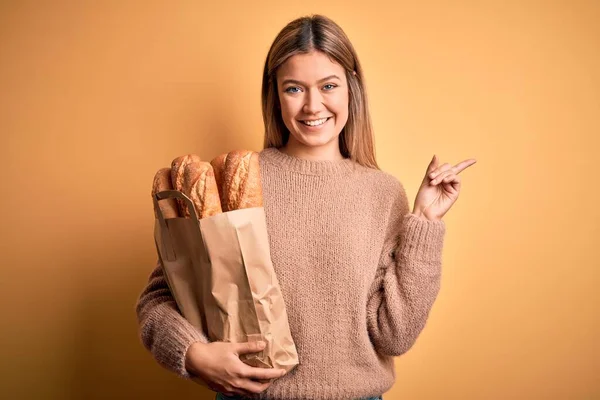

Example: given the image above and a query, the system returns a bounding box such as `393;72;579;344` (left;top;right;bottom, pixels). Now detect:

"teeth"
302;118;328;126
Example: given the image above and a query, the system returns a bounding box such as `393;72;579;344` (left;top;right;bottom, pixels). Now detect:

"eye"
284;86;300;93
323;84;337;90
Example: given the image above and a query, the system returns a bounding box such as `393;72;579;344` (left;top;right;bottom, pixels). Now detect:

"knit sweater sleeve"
366;181;446;356
135;258;210;379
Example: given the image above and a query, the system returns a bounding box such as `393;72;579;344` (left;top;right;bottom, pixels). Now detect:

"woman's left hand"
412;155;477;221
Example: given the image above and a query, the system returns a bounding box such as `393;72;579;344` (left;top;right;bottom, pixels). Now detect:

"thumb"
234;341;266;355
425;154;438;175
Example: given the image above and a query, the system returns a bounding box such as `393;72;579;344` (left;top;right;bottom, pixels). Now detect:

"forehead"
277;51;345;82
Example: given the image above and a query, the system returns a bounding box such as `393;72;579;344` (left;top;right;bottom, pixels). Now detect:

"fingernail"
258;341;266;348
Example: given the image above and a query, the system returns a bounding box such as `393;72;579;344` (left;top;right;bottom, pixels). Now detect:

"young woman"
136;14;476;400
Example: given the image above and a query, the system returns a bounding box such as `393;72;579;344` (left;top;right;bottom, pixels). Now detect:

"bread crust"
210;152;228;201
220;150;263;211
151;167;179;219
171;154;202;217
183;160;222;218
237;152;262;209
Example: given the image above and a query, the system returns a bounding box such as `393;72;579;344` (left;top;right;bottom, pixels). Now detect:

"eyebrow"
281;75;341;86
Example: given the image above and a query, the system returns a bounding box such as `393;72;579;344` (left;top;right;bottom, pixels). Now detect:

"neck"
280;140;345;161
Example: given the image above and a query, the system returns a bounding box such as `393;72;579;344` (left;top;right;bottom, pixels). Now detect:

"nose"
302;87;325;115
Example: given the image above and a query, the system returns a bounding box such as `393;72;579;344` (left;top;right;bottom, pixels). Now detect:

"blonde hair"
261;14;380;170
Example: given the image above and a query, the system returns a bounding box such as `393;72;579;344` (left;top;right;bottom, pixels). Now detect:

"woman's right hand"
185;340;287;397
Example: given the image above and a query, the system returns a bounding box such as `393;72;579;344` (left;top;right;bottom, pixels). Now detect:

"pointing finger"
453;159;477;174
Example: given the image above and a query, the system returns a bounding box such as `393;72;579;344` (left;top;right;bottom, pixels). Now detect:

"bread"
182;160;222;219
171;154;202;190
210;152;228;200
170;154;202;217
212;150;263;212
151;167;179;219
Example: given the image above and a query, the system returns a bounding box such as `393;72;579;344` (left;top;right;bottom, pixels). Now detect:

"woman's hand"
413;155;477;221
185;341;286;397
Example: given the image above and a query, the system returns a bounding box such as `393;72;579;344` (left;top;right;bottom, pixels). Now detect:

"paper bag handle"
153;190;199;261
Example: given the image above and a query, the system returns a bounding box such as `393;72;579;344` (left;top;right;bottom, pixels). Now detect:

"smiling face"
275;50;349;159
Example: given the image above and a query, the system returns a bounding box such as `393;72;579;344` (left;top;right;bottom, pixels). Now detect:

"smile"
300;117;331;126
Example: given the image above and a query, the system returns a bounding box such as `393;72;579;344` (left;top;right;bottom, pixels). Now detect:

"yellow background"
1;1;598;399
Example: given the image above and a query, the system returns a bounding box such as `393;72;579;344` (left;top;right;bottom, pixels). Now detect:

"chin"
298;134;339;148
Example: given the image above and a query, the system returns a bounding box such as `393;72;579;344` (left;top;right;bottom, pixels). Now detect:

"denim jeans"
216;394;382;400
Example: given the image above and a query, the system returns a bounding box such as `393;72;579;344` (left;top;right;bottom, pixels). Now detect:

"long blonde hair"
261;14;380;170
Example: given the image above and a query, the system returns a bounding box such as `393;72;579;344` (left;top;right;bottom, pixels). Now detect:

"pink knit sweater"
136;147;446;399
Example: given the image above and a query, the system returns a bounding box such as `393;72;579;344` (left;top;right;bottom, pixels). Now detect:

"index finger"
240;365;285;380
453;159;477;174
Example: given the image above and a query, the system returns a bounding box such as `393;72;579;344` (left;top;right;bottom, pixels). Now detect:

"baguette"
182;160;222;218
170;154;202;217
151;167;179;219
210;152;228;200
212;150;263;212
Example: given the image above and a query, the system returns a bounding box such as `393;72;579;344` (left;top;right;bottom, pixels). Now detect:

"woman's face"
276;51;349;154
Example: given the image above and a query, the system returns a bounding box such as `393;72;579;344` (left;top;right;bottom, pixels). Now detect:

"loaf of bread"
210;150;263;212
182;160;222;219
171;154;202;218
151;167;179;219
210;152;228;197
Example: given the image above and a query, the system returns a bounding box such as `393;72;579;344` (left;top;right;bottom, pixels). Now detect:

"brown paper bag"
152;189;299;374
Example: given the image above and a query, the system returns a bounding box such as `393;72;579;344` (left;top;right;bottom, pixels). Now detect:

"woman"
136;14;476;400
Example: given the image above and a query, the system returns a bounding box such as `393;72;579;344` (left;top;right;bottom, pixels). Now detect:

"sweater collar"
259;147;357;176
